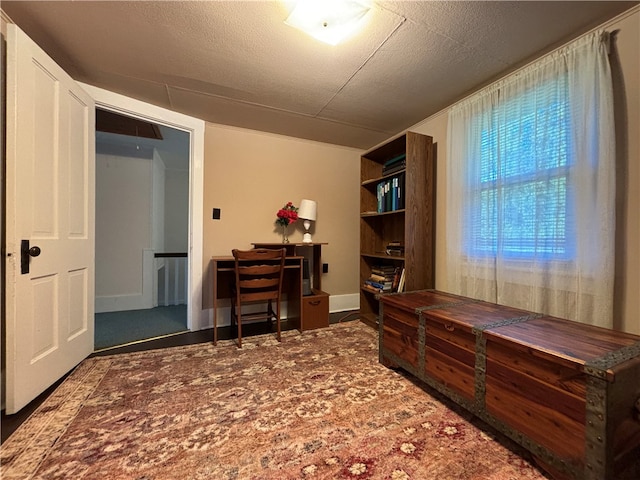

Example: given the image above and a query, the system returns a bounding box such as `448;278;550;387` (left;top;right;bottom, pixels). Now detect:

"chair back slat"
234;248;285;261
238;278;280;289
239;291;279;302
238;265;281;276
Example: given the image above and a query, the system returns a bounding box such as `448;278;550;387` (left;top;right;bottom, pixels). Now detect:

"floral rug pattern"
1;321;549;479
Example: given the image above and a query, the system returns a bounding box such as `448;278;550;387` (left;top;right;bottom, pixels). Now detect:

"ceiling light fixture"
285;0;372;46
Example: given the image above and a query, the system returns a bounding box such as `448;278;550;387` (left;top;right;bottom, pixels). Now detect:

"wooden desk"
211;255;303;345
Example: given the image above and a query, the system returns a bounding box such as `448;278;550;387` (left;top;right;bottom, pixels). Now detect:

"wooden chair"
230;248;286;348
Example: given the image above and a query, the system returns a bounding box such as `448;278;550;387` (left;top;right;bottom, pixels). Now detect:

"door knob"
20;240;41;274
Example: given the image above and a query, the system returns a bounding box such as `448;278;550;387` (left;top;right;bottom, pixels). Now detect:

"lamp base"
302;219;313;243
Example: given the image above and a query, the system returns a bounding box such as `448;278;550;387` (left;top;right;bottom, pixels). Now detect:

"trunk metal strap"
472;314;543;412
584;341;640;380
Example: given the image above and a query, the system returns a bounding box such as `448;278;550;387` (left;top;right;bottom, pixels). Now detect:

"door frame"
82;84;206;331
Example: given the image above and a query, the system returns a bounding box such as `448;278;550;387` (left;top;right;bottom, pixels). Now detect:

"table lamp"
298;199;317;243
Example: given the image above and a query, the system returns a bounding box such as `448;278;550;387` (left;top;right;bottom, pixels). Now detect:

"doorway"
94;109;191;350
81;81;206;337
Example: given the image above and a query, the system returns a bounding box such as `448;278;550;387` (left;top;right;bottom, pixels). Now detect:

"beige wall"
612;9;640;334
410;7;640;334
202;124;361;311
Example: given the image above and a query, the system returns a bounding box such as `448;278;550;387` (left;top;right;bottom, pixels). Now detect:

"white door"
5;24;95;414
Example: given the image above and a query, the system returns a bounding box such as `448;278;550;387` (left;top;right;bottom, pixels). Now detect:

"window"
466;79;575;261
446;30;615;327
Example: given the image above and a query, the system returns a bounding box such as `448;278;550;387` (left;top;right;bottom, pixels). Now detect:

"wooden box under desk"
301;289;329;331
379;290;640;480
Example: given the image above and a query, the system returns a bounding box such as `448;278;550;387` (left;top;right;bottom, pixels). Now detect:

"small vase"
282;225;290;243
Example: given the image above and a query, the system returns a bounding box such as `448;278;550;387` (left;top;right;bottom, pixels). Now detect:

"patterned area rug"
1;321;549;479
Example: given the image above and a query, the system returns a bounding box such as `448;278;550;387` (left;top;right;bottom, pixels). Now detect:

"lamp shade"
298;199;317;221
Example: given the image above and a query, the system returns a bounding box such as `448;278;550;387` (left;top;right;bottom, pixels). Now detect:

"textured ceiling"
2;1;637;149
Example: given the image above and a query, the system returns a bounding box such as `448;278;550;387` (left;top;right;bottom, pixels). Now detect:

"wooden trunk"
379;289;640;479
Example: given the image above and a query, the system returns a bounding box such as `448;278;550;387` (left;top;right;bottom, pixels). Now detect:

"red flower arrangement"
276;201;299;226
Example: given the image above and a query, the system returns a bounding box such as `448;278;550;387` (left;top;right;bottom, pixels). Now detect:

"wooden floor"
1;311;360;443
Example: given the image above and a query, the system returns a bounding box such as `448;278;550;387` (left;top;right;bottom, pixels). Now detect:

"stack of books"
363;265;404;294
382;153;406;176
385;241;404;257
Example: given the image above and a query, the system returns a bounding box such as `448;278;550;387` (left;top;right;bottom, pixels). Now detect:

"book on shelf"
385;179;392;212
396;172;405;210
382;153;407;176
397;268;406;293
369;273;387;282
375;172;406;213
362;283;383;294
383;153;406;168
365;279;391;291
382;161;406;177
391;267;402;291
385;241;405;257
391;176;398;211
384;152;406;165
371;265;396;276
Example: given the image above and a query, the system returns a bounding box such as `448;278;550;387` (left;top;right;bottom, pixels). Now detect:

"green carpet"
94;305;188;350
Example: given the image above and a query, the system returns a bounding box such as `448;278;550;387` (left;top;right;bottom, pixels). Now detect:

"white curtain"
446;31;615;328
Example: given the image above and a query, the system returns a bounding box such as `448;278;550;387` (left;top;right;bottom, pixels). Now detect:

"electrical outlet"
212;208;221;220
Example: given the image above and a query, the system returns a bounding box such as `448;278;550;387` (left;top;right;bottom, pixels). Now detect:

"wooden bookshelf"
359;132;436;328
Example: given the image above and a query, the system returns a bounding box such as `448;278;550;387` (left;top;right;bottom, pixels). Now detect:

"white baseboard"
329;293;359;313
95;293;151;313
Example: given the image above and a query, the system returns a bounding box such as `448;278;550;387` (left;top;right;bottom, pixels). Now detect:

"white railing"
154;253;188;307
